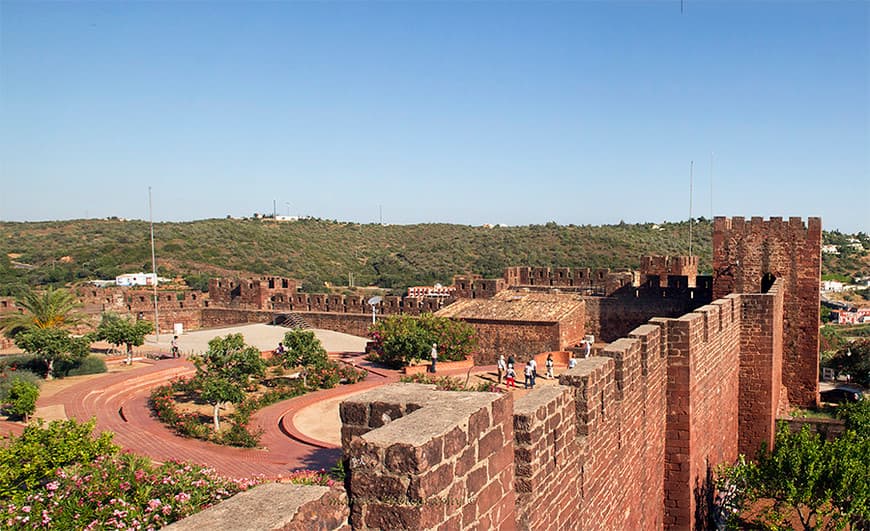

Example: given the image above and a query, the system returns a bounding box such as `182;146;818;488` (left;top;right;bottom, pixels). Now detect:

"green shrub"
64;354;107;376
0;370;41;401
3;379;38;420
0;418;117;499
0;354;46;378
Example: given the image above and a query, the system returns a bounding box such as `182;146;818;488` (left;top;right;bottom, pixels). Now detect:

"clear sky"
1;1;867;232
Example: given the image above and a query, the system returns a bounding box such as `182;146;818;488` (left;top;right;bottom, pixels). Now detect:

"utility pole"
689;161;694;257
149;187;160;343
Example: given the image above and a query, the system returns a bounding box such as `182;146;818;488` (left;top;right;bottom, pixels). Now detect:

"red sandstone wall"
659;296;741;529
558;321;669;529
513;386;581;530
738;280;785;457
461;319;561;365
296;312;373;338
713;216;821;407
341;384;515;529
200;308;275;328
558;300;586;349
583;295;696;343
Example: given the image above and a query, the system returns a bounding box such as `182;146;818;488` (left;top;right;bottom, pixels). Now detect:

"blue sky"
1;1;867;232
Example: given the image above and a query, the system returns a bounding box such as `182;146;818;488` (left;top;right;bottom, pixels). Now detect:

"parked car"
820;386;864;404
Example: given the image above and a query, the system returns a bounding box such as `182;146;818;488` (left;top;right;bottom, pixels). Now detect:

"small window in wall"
761;273;776;293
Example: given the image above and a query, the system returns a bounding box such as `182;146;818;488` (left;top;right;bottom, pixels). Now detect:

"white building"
821;280;845;293
116;273;158;287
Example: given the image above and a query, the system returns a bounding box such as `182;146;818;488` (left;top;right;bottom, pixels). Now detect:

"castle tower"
713;216;822;406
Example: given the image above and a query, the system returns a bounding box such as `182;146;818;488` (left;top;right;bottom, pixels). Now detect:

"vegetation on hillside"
1;218;864;297
0;218;715;295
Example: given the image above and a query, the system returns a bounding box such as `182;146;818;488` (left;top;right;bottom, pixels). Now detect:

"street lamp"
368;296;383;325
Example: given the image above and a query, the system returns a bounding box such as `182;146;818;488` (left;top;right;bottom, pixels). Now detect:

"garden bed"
402;356;473;375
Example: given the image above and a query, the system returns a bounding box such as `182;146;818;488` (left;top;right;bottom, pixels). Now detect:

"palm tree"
0;287;83;338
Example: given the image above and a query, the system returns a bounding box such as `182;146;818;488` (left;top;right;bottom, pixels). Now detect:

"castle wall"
562;323;669;529
582;295;696;343
341;384;515;529
738;280;785;457
659;296;741;528
512;386;581;530
296;312;373;338
713;216;821;406
461;319;562;365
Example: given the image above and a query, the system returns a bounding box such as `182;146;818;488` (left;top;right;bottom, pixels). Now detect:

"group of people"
496;353;556;389
495;338;594;389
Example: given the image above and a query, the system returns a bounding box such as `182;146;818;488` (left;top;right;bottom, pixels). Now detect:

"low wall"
201;308;275;328
781;416;846;441
403;357;474;375
294;312;373;338
163;483;349;531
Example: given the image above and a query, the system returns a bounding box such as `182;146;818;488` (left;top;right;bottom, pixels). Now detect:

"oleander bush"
0;414;344;529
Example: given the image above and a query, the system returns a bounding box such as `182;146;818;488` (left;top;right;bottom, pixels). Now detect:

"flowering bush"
0;453;259;530
0;419;260;530
337;363;367;384
150;378;257;447
285;469;336;487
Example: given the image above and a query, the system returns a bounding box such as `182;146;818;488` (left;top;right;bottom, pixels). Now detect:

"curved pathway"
2;350;503;480
25;352;402;479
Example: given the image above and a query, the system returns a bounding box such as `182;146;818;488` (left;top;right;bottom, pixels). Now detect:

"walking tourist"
497;354;507;384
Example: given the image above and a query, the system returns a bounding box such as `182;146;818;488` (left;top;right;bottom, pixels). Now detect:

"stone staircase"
273;313;310;329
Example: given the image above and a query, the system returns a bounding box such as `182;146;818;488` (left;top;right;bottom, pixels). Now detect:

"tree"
281;329;329;368
825;338;870;387
716;413;870;530
95;313;153;365
3;379;39;421
368;314;478;368
0;287;82;338
13;327;90;379
191;334;265;431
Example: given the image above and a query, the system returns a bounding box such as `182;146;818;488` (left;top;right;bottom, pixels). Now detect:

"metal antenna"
689;161;694;257
710;152;714;220
149;187;160;342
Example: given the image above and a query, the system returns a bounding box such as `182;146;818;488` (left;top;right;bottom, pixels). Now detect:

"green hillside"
0;217;864;297
0;218;713;295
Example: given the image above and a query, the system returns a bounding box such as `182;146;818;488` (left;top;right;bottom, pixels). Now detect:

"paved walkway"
0;324;562;481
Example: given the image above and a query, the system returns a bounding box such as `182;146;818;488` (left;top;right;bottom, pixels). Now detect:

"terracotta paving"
0;351;541;481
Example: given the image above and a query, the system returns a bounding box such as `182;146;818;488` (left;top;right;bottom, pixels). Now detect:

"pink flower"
45;481;59;491
21;506;31;513
174;492;191;503
147;499;161;510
